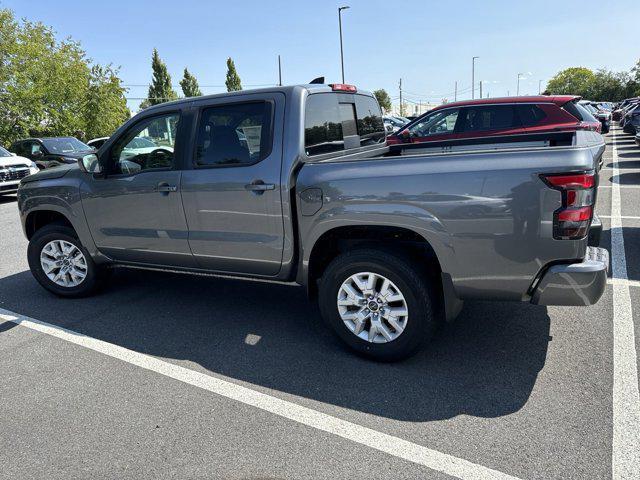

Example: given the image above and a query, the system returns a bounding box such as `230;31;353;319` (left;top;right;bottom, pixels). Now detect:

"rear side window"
195;101;273;167
561;101;584;121
354;95;385;146
516;104;547;126
459;105;518;132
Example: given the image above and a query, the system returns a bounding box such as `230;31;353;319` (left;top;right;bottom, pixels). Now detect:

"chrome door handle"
157;183;178;193
245;181;275;193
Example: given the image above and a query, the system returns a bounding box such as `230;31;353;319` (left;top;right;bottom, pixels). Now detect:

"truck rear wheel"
27;224;105;298
318;249;437;361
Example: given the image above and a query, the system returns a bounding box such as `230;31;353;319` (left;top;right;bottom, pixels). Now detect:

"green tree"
373;89;392;113
180;68;202;97
146;48;177;106
83;65;130;140
545;67;595;96
0;7;129;145
225;57;242;92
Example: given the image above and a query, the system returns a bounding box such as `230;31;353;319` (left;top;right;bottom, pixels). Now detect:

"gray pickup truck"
17;84;609;360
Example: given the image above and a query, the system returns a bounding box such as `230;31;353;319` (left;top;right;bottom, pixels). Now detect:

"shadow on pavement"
610;172;640;185
0;267;550;422
599;225;640;282
606;160;640;169
0;195;17;205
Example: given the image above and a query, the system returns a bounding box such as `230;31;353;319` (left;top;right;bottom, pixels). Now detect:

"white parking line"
610;129;640;480
0;308;521;480
598;215;640;220
608;278;640;288
598;185;640;189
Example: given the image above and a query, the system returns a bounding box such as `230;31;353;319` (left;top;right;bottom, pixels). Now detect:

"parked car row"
612;96;640;146
386;95;603;147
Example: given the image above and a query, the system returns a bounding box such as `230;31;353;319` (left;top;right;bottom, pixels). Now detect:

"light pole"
472;56;479;99
338;6;350;83
538;79;543;95
517;73;524;96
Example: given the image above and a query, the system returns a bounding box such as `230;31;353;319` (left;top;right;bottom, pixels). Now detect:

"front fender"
17;178;101;259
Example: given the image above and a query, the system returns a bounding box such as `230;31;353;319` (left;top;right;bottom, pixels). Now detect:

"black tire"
27;224;105;298
318;248;438;362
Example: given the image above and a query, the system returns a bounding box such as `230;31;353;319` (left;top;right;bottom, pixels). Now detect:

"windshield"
384;117;405;127
0;146;11;157
576;104;598;122
583;104;599;114
42;137;91;154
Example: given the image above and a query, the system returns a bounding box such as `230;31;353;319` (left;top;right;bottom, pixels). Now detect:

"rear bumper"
531;247;609;306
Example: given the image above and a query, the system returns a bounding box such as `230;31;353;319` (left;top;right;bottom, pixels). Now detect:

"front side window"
111;113;179;175
459;105;517;132
195;102;272;167
408;108;460;137
30;142;42;155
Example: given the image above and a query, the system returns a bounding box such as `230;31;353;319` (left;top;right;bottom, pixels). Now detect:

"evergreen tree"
146;49;177;105
225;57;242;92
180;68;202;97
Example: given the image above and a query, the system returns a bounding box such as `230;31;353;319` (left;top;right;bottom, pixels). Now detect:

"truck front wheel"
27;224;106;298
318;249;437;361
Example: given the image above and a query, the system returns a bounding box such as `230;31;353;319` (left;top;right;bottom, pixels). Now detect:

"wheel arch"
25;208;77;240
302;224;462;322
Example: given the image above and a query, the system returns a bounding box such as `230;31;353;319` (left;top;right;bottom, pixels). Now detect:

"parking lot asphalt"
0;127;639;480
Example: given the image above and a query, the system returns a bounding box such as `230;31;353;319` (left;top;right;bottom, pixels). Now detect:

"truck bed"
296;130;605;302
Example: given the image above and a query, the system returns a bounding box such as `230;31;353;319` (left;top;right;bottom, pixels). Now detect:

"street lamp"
472;56;479;99
338;6;350;83
517;73;525;96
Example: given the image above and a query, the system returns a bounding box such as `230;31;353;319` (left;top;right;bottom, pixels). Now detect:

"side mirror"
79;153;102;174
400;129;411;139
32;151;43;159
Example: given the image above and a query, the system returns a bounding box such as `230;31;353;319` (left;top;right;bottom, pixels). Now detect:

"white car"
0;146;39;196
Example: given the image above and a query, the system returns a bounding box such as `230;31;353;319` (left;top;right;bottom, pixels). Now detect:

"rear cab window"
304;92;385;157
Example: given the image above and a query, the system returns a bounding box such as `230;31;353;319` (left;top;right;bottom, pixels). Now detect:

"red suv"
387;96;601;145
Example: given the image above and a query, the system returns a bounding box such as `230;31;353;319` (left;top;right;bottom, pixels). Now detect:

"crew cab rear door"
180;92;285;276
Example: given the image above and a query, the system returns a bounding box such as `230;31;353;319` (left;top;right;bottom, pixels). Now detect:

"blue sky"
4;0;639;111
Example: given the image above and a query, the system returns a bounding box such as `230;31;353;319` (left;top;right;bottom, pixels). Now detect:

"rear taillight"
541;171;596;240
